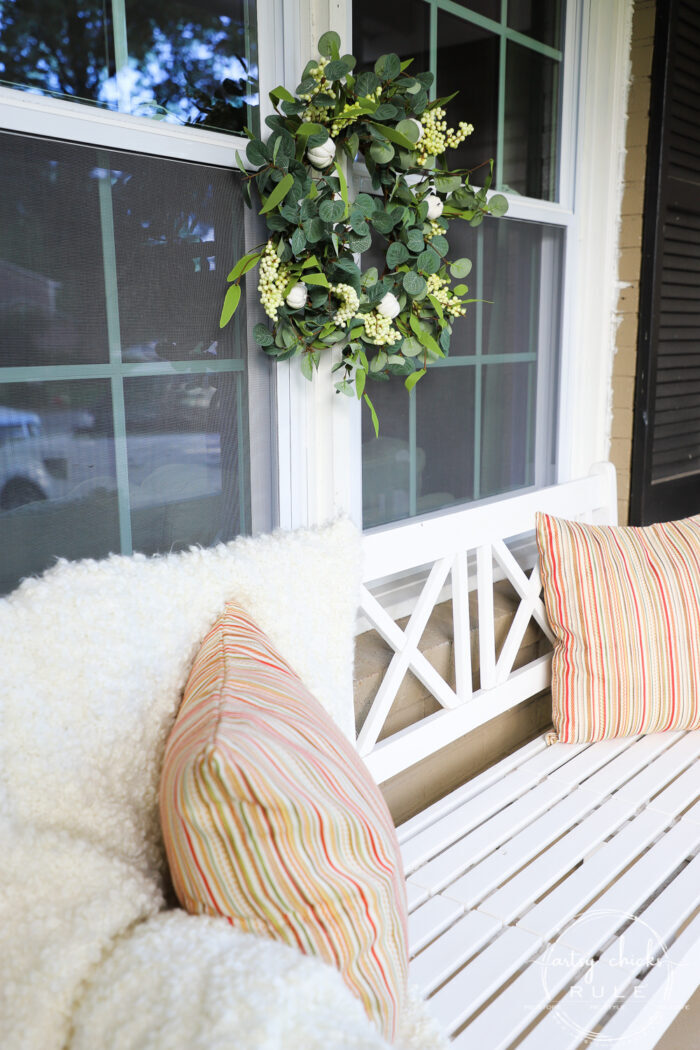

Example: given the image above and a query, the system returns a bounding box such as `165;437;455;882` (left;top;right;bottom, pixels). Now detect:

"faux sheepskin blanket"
0;521;448;1050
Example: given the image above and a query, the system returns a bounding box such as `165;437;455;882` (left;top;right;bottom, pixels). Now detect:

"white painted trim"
561;0;633;478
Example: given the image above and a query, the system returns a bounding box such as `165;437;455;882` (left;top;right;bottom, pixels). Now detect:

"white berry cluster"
330;88;382;136
258;241;289;322
424;219;445;241
303;103;333;123
299;58;336;102
360;310;403;346
416;106;474;163
332;283;360;326
426;273;467;318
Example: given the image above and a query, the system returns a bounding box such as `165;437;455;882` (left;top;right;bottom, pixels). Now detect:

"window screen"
0;129;263;596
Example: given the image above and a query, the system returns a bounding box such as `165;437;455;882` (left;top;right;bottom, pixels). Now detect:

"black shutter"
630;0;700;523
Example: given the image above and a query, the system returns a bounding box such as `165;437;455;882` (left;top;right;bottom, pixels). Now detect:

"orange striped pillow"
536;513;700;743
159;604;408;1042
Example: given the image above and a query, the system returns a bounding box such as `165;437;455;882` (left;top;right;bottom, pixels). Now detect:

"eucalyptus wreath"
219;30;508;432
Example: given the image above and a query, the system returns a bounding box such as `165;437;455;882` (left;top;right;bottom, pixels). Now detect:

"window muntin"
0;0;258;135
0;129;253;595
353;0;564;201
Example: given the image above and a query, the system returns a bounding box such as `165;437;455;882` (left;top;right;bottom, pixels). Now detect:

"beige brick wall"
611;0;656;522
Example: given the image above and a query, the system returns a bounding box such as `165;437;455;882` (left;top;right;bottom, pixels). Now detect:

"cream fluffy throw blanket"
0;521;447;1050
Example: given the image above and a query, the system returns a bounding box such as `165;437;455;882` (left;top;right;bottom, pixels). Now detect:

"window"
353;0;568;528
0;3;276;596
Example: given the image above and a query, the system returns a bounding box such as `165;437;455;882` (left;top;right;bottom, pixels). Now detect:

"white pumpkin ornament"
285;282;308;310
306;139;337;169
377;292;400;319
425;193;444;220
407;117;424;142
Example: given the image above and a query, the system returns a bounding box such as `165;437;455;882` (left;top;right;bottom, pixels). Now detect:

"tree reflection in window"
0;0;258;134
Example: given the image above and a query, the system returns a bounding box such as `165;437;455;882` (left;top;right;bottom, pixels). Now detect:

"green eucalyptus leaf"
246;139;268;168
291;227;307;255
371;210;396;234
369;350;388;372
401;336;423;358
430;234;449;257
453;283;469;295
219;284;241;328
417;247;441;274
318;30;341;57
253;323;274;347
319;199;346;223
370;140;395;165
470;213;484;228
373;103;399;120
403;271;427;297
303;217;325;242
347;230;372;252
386;242;410;268
395;118;421;143
355;193;377;218
488;193;509;217
362;266;379;287
406;228;425;253
296;76;316;96
434;174;462;193
450;257;472;278
374;53;401;81
341;53;357;70
325;58;352;80
300;352;315;380
355;71;380;96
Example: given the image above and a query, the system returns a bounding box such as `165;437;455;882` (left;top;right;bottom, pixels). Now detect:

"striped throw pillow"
159;604;408;1042
536;513;700;743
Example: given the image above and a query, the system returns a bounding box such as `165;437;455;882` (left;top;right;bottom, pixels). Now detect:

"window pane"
110;152;246;362
0;0;258;135
503;41;560;199
436;11;499;174
361;378;411;528
446;1;500;20
0;129;263;595
126;372;248;553
0;134;110;366
508;0;564;48
361;217;563;525
416;367;476;512
0;379;119;595
480;360;536;495
352;0;430;74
